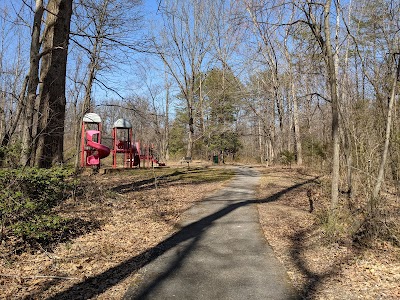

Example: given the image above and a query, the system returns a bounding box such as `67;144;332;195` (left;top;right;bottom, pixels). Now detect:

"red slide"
86;130;110;165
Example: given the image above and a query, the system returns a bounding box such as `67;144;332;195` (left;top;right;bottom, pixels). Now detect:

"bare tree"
154;0;213;158
33;0;73;167
300;0;341;211
245;1;286;147
70;0;143;168
283;9;303;165
21;0;44;166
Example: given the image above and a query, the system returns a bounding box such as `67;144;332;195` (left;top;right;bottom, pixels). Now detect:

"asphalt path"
123;166;298;300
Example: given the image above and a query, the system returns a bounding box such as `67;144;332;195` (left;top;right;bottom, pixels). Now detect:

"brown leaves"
256;168;400;300
0;167;228;299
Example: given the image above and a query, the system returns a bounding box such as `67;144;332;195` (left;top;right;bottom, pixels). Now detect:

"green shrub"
303;138;327;160
0;167;74;244
280;150;296;167
0;142;23;168
10;215;67;242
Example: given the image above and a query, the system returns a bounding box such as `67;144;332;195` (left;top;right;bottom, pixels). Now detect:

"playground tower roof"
83;113;102;124
113;118;132;129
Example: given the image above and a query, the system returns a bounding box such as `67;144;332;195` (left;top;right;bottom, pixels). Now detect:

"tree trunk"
323;0;341;211
258;118;264;163
373;58;399;198
21;0;44;166
284;39;303;165
292;94;303;165
0;76;29;166
164;71;170;162
187;105;194;158
305;0;340;210
35;0;73;168
198;74;207;159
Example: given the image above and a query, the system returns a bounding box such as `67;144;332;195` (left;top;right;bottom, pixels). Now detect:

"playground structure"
80;113;165;169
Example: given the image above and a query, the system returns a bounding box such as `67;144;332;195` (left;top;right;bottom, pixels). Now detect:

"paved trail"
123;167;297;300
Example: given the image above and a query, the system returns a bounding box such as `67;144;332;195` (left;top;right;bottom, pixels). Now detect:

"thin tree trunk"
258;118;263;163
164;70;170;162
187;104;194;158
293;93;303;165
284;40;303;165
373;58;399;198
21;0;44;166
324;0;340;211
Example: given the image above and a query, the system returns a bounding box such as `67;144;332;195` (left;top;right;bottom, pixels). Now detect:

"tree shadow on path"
43;176;319;300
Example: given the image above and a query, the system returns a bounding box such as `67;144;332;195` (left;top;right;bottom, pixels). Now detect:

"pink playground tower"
80;113;111;168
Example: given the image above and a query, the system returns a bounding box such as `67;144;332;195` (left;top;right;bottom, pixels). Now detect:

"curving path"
123;166;298;300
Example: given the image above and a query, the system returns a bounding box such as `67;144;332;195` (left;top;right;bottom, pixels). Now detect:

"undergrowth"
0;166;234;253
0;167;75;249
311;179;400;248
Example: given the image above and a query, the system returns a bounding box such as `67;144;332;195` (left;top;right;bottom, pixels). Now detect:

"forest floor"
257;167;400;299
0;165;399;299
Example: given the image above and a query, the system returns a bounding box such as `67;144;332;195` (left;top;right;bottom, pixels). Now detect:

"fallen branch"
0;274;80;280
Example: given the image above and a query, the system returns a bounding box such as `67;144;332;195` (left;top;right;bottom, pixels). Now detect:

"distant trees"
203;68;242;160
0;0;398;193
153;0;214;159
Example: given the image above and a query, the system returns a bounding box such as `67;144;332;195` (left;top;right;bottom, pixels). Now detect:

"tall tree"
154;0;213;159
21;0;44;166
283;12;303;165
204;68;242;160
34;0;73;167
301;0;341;211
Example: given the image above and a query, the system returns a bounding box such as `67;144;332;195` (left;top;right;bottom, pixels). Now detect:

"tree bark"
164;69;170;161
373;58;399;198
304;0;340;210
323;0;341;211
292;92;303;165
35;0;73;167
21;0;44;166
187;105;194;158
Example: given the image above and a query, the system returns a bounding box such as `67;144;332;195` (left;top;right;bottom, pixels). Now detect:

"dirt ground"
0;167;233;299
0;166;399;299
256;167;400;300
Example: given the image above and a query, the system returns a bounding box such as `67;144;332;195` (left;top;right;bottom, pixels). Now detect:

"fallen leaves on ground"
0;167;231;300
256;167;400;300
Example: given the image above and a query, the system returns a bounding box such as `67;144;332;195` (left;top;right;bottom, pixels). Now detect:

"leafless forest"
0;0;399;248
